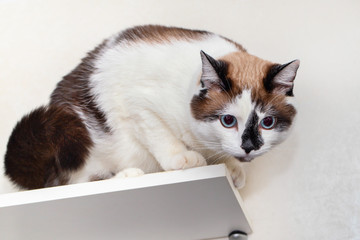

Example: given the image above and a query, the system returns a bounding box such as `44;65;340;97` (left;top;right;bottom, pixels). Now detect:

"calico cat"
4;25;299;190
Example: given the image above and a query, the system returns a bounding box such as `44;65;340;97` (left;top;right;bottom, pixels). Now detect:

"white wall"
1;0;359;239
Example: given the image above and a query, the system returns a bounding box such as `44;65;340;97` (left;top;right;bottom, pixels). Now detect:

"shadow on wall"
240;131;299;197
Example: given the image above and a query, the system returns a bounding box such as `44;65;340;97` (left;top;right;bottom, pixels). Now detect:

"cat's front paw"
114;168;145;179
168;151;207;170
227;163;246;189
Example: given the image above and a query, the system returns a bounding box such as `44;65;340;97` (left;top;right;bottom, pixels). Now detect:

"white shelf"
0;164;251;240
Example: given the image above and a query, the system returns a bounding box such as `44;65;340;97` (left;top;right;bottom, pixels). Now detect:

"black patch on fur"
50;40;111;133
241;111;264;153
4;106;92;189
216;60;232;92
256;99;297;133
263;61;295;96
270;106;296;132
191;53;234;122
201;51;232;92
198;89;208;99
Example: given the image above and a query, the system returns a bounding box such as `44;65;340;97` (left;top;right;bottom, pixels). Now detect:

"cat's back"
115;25;211;44
51;25;244;132
110;25;245;50
94;25;244;80
96;25;243;118
52;25;244;100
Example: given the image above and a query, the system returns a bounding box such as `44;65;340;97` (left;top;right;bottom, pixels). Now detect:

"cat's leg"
217;157;246;189
138;111;207;171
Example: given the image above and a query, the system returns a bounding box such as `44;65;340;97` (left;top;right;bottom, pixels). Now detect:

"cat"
4;25;299;190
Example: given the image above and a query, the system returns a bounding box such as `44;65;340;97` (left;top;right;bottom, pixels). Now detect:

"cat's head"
190;51;299;162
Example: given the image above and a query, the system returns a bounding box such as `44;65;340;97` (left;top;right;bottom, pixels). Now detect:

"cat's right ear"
264;60;300;96
200;51;230;92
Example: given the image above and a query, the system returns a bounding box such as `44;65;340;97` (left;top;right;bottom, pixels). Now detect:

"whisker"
211;152;229;164
206;150;225;160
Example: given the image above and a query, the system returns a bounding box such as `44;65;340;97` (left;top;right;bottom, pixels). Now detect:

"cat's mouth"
234;156;253;162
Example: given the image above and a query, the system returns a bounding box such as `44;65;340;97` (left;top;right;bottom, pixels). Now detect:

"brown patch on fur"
220;52;273;94
191;89;235;121
4;106;92;189
116;25;246;51
221;36;247;52
116;25;209;45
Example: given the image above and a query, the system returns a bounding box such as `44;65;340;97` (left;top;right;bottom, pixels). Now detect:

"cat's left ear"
264;60;300;96
199;50;230;91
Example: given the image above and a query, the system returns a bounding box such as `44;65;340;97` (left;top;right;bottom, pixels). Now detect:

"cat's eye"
260;116;276;130
220;115;237;128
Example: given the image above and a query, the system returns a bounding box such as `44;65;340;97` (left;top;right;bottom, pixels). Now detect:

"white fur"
220;90;254;157
191;89;257;161
114;168;144;179
189;88;293;165
67;34;293;189
68;35;241;184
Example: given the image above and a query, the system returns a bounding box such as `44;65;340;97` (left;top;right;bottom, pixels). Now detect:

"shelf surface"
0;164;251;240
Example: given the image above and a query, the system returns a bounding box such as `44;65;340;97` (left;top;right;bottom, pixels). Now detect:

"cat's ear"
264;60;300;96
200;50;230;91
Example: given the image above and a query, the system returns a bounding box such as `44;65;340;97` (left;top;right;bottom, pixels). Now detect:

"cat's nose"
241;139;256;154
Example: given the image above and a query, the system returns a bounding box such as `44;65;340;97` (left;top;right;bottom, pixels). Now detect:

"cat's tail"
4;105;92;190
